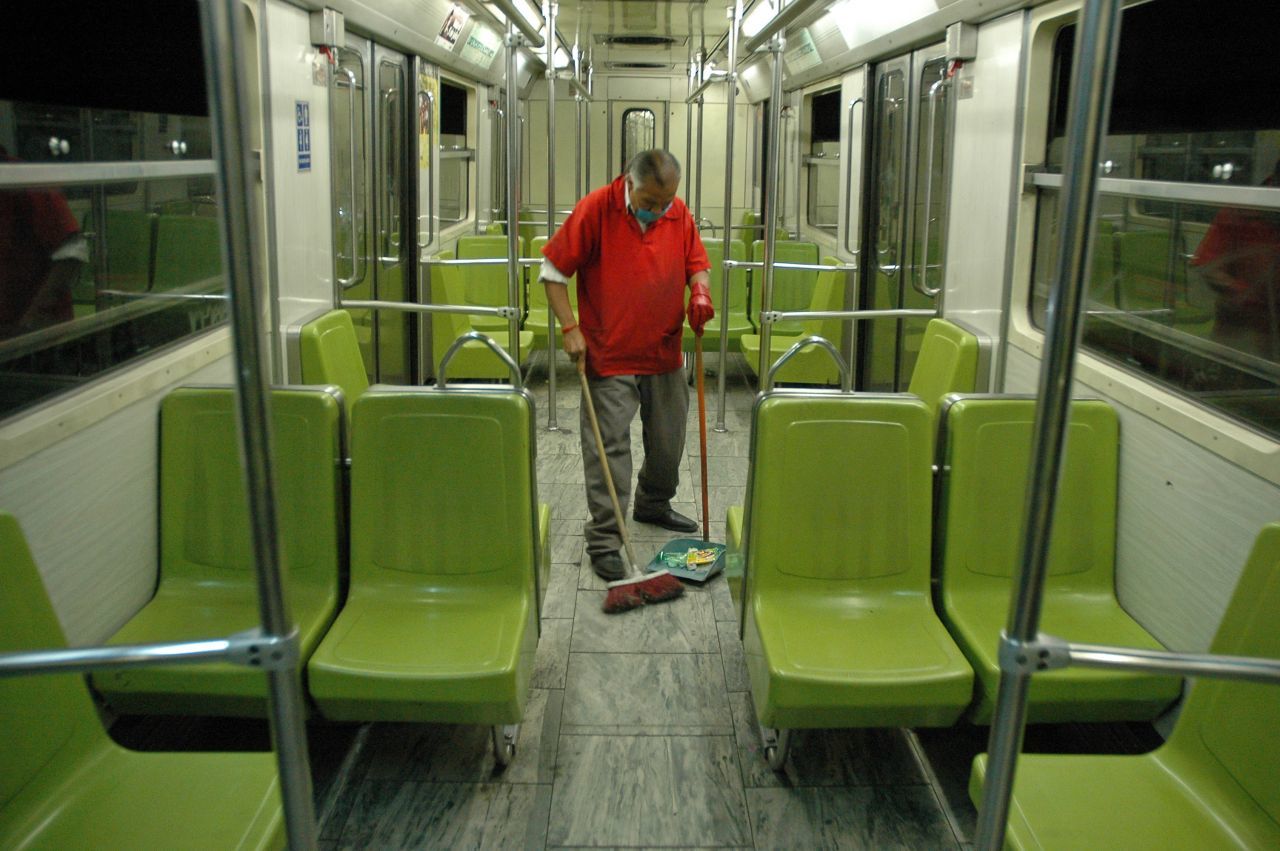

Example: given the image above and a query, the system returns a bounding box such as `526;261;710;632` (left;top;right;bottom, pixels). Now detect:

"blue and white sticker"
296;100;311;172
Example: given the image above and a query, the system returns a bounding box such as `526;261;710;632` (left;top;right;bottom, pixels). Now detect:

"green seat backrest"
517;209;541;248
940;398;1118;589
1091;223;1118;307
1115;229;1176;310
430;250;475;360
160;387;343;592
0;514;103;810
457;234;518;313
1170;523;1280;825
906;318;980;420
752;240;820;314
350;389;536;585
299;310;370;407
746;395;932;597
528;235;577;312
802;257;846;340
84;210;157;293
699;238;748;317
153;216;222;291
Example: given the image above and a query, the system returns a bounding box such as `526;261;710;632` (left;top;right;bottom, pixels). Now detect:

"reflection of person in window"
1190;160;1280;361
0;145;88;339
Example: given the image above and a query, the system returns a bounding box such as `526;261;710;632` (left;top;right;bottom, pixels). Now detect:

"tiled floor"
312;352;966;849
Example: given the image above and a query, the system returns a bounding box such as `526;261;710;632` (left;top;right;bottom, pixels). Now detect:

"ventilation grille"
595;34;687;47
606;61;674;70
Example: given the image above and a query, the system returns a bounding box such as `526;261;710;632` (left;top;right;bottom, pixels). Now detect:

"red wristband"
561;323;578;335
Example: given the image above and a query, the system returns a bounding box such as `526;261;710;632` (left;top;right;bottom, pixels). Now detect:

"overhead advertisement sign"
784;29;822;75
460;24;501;70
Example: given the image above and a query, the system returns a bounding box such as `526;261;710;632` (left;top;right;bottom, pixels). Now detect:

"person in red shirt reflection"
0;145;88;338
1190;160;1280;361
540;149;714;581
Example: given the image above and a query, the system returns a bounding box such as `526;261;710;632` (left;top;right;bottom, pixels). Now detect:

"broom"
578;357;684;613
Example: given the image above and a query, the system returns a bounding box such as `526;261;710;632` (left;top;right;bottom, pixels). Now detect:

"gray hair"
626;149;681;187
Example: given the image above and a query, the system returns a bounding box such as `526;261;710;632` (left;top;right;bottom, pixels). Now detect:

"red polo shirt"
542;175;710;376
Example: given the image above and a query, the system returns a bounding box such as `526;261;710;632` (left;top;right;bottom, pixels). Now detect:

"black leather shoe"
633;508;698;534
590;552;626;582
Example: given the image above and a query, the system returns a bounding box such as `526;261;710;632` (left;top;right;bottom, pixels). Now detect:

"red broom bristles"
602;576;647;614
635;569;684;603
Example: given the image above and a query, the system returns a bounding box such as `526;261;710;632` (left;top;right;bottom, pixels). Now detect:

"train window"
0;0;227;422
621;108;656;171
1029;0;1280;439
805;89;840;235
439;80;471;225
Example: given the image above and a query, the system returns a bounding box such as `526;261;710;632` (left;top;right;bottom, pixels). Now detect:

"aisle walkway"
315;353;965;849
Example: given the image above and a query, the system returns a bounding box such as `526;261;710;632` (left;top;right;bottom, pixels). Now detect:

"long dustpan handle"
578;357;640;575
695;334;710;541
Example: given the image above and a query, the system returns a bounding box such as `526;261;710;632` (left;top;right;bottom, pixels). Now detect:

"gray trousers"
580;368;689;556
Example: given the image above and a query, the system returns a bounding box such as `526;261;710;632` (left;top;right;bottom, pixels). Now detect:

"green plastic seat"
750;240;819;335
1113;228;1212;333
938;397;1181;723
906;318;980;423
430;250;534;380
298;310;370;410
682;237;751;353
94;387;344;717
741;257;846;384
0;514;285;849
83;209;157;293
740;394;973;731
457;234;522;333
970;524;1280;849
526;235;577;352
153;215;222;291
308;387;540;724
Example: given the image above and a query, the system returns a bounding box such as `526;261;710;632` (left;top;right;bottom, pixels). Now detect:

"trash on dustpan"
645;538;726;583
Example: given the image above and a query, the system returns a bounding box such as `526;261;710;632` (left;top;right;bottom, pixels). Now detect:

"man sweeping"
539;149;715;583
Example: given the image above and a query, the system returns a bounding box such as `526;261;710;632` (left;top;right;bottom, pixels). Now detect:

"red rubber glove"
687;280;714;336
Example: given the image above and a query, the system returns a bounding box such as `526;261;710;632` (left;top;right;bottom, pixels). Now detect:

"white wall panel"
266;0;335;352
0;356;233;646
943;10;1023;370
1004;346;1280;653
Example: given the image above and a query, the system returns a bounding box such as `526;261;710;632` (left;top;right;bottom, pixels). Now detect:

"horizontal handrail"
420;256;542;267
100;289;229;303
565;76;593;102
0;629;295;678
685;71;729;104
1029;171;1280;209
487;0;544;47
761;307;936;324
339;298;520;319
740;0;824;55
0;159;218;188
1030;634;1280;686
723;259;859;273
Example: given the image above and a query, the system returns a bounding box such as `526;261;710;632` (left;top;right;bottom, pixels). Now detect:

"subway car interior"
2;0;1278;847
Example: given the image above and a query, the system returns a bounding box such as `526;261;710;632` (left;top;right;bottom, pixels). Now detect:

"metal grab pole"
757;35;786;390
973;0;1124;847
197;1;317;847
505;23;523;369
544;0;565;431
714;0;740;432
694;96;705;223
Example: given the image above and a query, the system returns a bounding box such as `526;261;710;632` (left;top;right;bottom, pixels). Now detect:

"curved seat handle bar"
438;331;523;389
766;335;850;388
915;78;948;299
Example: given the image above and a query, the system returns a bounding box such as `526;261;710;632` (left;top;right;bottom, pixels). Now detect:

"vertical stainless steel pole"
197;1;316;848
757;35;785;389
714;0;740;432
585;49;593;188
694;97;705;224
544;1;563;430
973;0;1123;847
505;23;523;367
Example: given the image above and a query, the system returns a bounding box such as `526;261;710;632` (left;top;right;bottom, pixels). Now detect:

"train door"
860;45;952;390
612;100;667;175
329;36;415;383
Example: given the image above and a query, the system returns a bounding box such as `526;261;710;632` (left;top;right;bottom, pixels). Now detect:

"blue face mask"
634;203;671;224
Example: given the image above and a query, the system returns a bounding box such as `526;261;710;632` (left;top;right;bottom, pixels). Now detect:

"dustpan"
645;538;726;583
